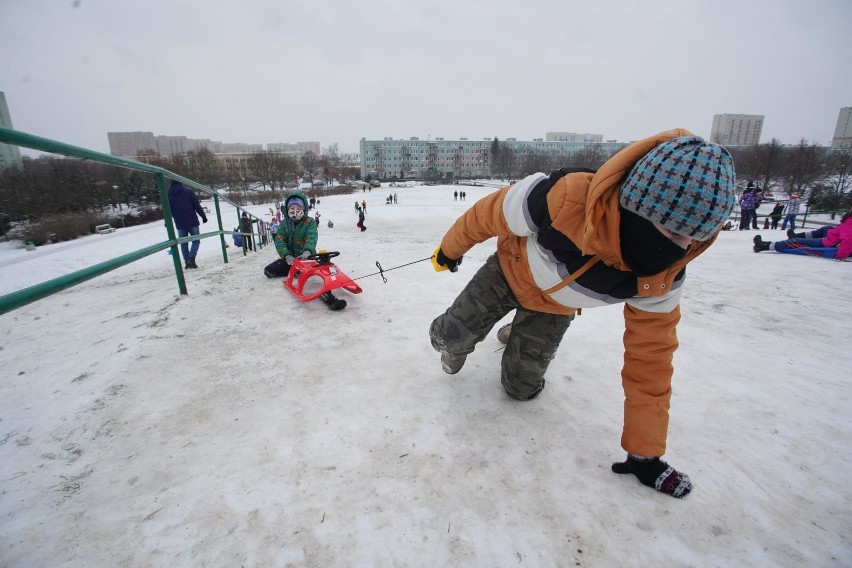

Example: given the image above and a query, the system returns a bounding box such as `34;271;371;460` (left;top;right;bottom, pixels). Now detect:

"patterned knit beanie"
286;195;305;210
620;136;736;241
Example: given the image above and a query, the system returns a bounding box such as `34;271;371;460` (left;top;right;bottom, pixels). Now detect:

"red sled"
283;251;362;310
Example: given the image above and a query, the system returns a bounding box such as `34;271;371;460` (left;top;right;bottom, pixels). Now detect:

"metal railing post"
214;194;228;264
156;172;187;295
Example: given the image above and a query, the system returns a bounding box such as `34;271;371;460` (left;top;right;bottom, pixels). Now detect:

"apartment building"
546;132;603;143
107;131;158;158
359;137;627;180
109;131;307;158
831;107;852;149
0;91;23;171
710;114;764;146
267;142;320;155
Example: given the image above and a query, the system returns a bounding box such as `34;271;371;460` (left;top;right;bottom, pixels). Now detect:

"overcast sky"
1;0;850;155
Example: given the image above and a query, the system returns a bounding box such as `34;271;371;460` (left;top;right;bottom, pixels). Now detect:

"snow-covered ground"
0;184;850;567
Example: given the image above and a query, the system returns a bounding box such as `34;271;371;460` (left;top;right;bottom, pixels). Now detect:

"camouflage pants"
430;254;573;400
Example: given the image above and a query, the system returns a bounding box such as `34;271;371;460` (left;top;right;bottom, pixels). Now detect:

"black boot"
187;256;198;268
753;235;771;253
786;228;805;239
319;291;347;311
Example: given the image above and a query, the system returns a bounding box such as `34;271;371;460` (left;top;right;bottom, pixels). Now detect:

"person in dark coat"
769;202;784;230
738;185;758;231
241;212;255;251
167;180;207;269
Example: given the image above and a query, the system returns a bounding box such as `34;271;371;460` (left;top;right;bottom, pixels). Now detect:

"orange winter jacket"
439;129;720;457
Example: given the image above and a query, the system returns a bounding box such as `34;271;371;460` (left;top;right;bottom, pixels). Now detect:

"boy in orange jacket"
430;131;736;498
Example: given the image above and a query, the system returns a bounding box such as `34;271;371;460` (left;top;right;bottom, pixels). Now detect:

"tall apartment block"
0;91;24;171
107;131;157;157
710;114;764;146
831;107;852;149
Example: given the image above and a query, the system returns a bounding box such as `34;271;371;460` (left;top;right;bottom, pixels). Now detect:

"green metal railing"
0;126;266;316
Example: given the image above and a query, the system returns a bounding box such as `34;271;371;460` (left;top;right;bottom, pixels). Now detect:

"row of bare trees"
2;138;850;238
488;137;852;211
489;138;617;181
727;139;852;210
0;145;361;234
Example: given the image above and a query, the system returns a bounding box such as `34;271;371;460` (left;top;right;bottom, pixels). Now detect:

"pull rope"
350;256;433;283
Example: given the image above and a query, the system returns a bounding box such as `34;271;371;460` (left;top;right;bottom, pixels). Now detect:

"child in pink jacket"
753;209;852;259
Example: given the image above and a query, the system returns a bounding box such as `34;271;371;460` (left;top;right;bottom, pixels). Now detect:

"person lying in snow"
753;209;852;260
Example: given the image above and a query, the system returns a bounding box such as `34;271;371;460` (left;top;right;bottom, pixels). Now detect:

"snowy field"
0;183;850;567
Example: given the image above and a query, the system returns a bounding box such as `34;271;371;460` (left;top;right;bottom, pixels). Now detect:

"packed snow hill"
0;182;850;567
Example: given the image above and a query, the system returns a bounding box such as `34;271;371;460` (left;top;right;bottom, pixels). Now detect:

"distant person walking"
781;194;801;231
167;180;207;269
356;205;367;232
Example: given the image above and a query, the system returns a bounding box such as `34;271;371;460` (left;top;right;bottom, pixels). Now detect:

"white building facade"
710;114;764;146
109;131;310;158
831;107;852;149
0;91;23;171
359;137;627;180
546;132;603;143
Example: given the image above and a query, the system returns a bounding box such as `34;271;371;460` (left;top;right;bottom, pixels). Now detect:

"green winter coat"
274;191;318;258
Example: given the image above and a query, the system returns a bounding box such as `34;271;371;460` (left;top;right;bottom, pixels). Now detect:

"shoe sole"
440;353;466;374
496;323;512;345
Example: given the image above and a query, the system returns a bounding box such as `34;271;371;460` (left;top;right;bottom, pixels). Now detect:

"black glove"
611;455;693;498
436;248;463;272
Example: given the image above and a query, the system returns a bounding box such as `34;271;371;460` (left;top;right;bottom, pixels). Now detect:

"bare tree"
184;148;219;190
519;150;554;176
572;144;613;170
490;138;501;177
324;143;340;167
248;151;275;191
782;139;827;199
827;146;852;196
730;139;785;193
300;151;318;186
499;147;517;179
275;154;298;192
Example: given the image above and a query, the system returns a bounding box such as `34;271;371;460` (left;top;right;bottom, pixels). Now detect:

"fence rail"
0;126;266;316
